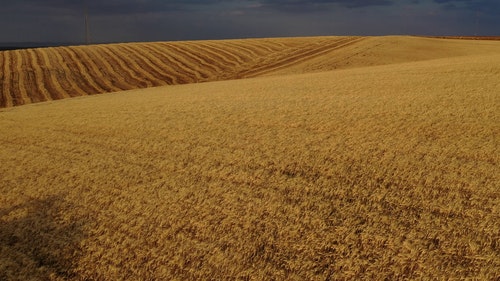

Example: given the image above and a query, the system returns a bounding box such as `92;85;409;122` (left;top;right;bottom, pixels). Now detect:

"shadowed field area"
1;36;499;280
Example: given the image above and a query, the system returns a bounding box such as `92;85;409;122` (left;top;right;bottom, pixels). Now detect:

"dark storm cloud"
433;0;499;6
1;0;499;44
260;0;394;10
433;0;500;13
1;0;499;17
2;0;396;15
1;0;216;15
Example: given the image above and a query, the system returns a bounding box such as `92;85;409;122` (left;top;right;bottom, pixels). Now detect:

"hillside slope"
0;36;362;107
1;52;499;280
267;36;500;75
2;36;500;107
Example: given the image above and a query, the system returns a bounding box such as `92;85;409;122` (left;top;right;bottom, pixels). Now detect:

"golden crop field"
0;36;365;108
1;36;499;280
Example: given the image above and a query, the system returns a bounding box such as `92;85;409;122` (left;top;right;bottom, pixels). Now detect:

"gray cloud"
1;0;396;15
433;0;500;13
0;0;499;44
265;0;393;7
1;0;209;15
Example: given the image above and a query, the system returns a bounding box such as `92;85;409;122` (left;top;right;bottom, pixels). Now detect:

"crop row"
0;37;362;107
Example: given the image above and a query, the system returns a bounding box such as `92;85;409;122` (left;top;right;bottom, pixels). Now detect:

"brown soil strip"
68;46;117;93
58;47;104;95
26;49;50;103
1;51;14;107
135;43;188;85
240;37;365;78
117;44;173;87
95;45;149;88
166;43;214;81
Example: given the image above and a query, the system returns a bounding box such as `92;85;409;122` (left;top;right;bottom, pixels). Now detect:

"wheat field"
1;36;499;280
0;36;365;107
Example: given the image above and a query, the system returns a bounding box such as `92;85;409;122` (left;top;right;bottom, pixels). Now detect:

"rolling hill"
1;36;499;280
1;36;363;107
2;36;500;107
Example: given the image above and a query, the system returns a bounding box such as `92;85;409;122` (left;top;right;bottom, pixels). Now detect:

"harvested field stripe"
23;48;54;103
83;46;131;90
256;38;301;50
241;37;365;77
126;44;179;85
117;44;161;88
68;46;117;92
166;43;214;81
156;43;200;83
181;42;227;78
77;45;122;92
58;47;103;95
95;45;149;88
117;44;170;87
231;41;272;57
214;42;257;64
29;49;52;101
48;48;87;98
182;42;228;71
147;43;202;84
196;42;242;67
38;48;69;101
26;49;50;103
0;51;14;107
242;39;282;54
12;50;31;105
139;44;194;84
138;44;187;84
93;45;139;89
44;48;75;99
258;38;286;50
20;50;36;104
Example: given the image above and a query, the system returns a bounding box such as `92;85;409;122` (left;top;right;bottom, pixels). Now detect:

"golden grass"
1;37;499;280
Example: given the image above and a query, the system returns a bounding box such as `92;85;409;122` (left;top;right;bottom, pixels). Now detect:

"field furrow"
155;43;201;83
94;45;145;89
136;44;188;84
181;42;230;80
68;46;117;92
133;44;182;84
165;43;214;81
136;42;202;85
215;41;257;63
0;36;378;107
49;48;88;98
12;51;31;105
58;47;104;95
232;40;275;57
199;42;243;67
117;44;173;87
83;46;131;90
243;39;285;54
0;51;14;107
20;50;40;104
239;37;364;78
37;48;71;101
25;49;50;103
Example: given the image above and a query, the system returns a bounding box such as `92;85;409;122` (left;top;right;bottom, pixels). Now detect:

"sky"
0;0;499;44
